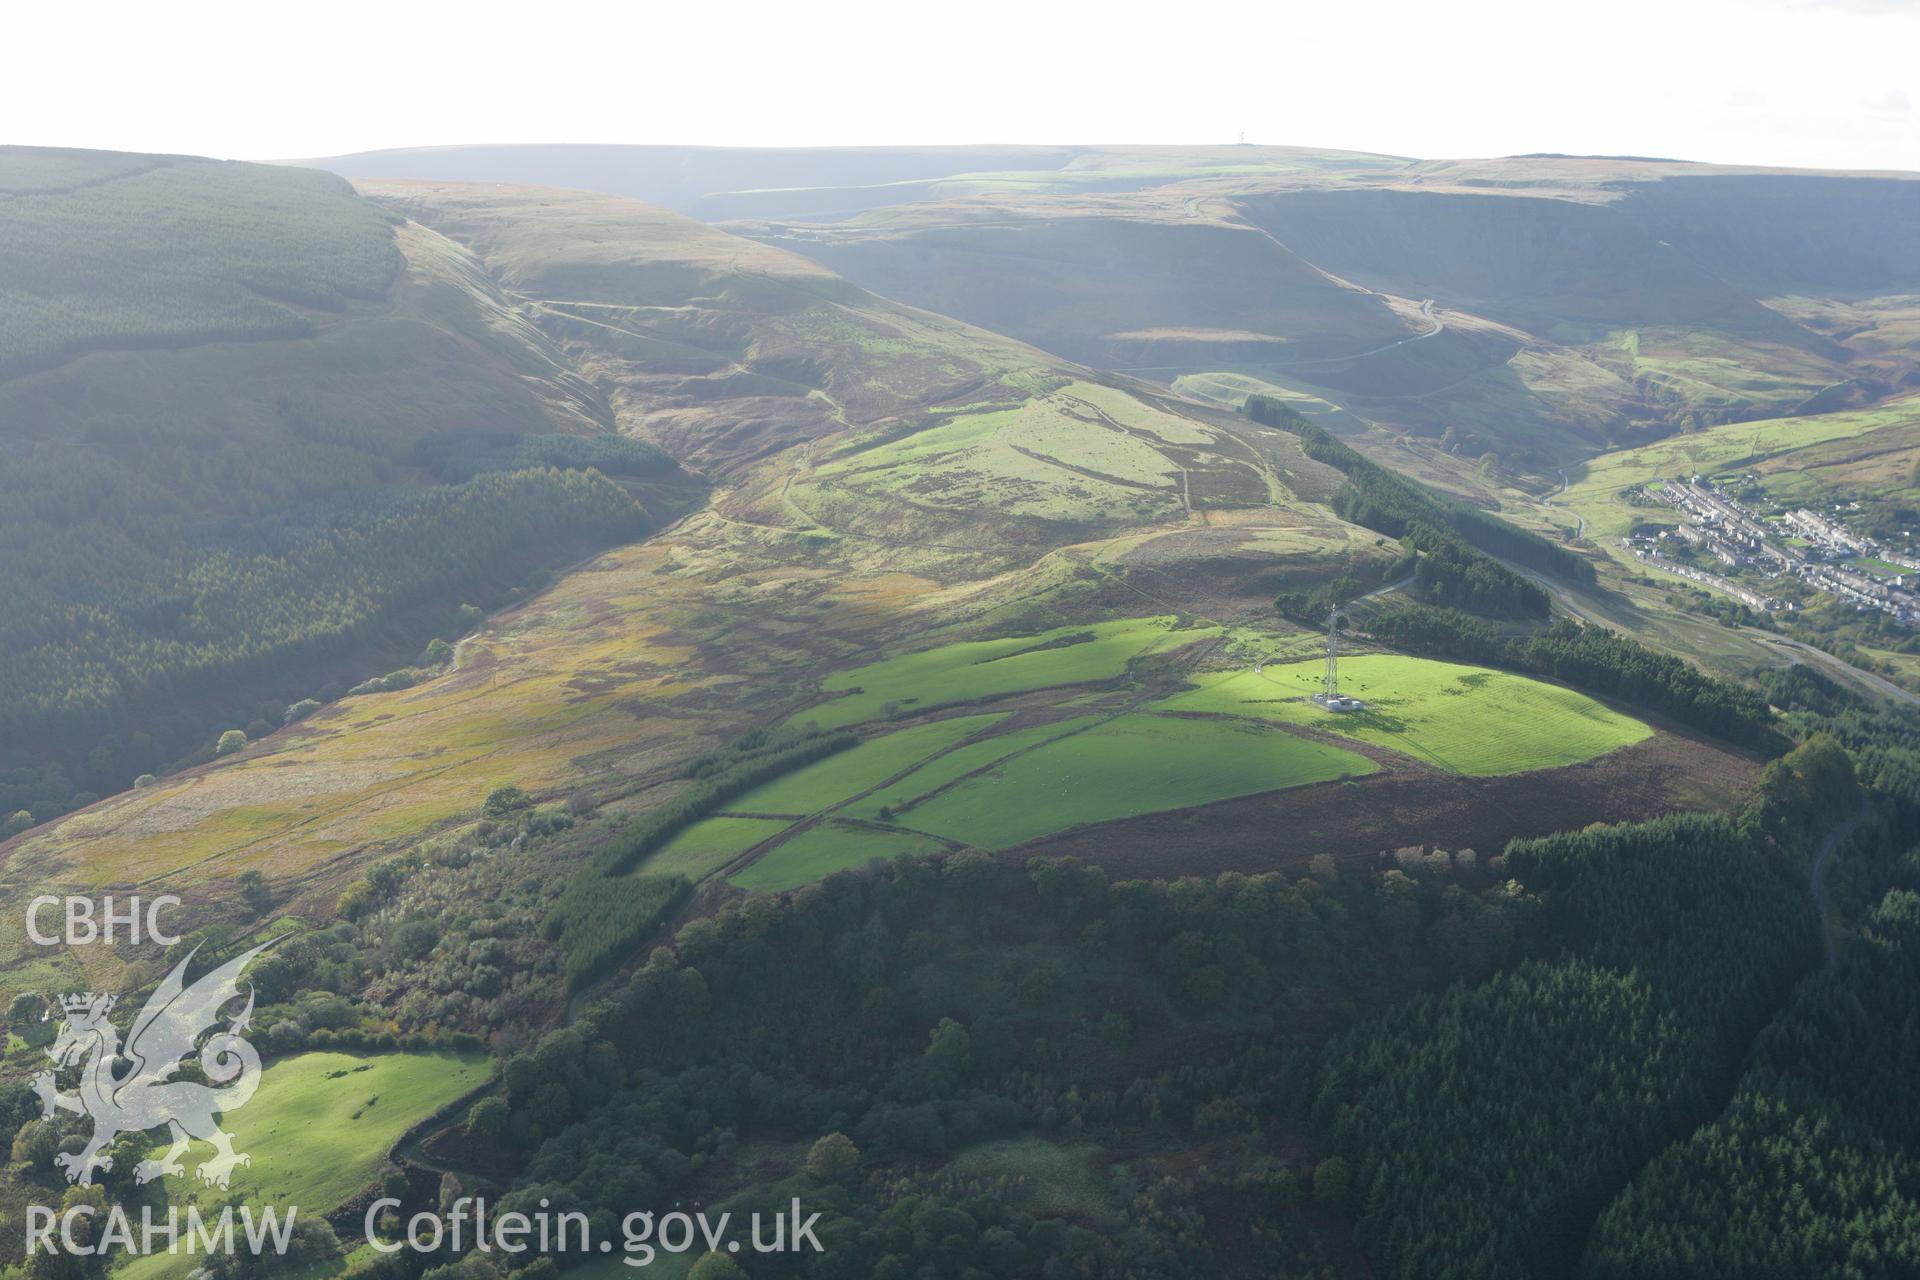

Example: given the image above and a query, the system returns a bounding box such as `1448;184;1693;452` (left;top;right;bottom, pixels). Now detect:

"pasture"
113;1050;489;1280
638;816;793;879
731;713;1004;813
729;822;948;892
1159;656;1650;776
790;616;1216;730
154;1050;490;1210
890;712;1372;849
846;716;1102;820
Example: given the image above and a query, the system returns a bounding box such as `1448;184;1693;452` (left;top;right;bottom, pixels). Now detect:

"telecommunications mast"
1312;603;1365;712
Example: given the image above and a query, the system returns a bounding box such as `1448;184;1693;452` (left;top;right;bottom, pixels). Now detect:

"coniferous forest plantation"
6;18;1920;1277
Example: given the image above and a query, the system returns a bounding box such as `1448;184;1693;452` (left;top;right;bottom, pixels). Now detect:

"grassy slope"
321;151;1920;470
1593;326;1847;421
116;1051;489;1280
760;202;1417;375
729;823;948;892
640;816;793;880
647;603;1671;883
361;180;1068;481
724;707;1373;884
737;161;1920;467
1160;657;1651;776
186;1050;488;1206
845;717;1106;819
0;151;399;378
789;616;1213;730
729;714;1003;813
893;713;1372;848
805;384;1186;526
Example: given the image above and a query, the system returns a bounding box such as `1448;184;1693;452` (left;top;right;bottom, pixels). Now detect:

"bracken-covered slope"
362;180;1061;477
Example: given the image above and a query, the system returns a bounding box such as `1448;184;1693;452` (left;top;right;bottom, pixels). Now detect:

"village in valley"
1622;474;1920;625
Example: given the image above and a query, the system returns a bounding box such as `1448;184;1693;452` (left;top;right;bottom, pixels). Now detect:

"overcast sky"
10;0;1916;170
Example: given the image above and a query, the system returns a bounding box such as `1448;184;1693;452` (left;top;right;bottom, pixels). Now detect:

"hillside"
0;167;1748;1012
0;150;701;820
735;165;1920;464
303;147;1920;467
7;143;1920;1280
361;180;1062;478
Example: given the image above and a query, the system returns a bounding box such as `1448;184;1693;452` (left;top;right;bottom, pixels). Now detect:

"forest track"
1811;799;1872;967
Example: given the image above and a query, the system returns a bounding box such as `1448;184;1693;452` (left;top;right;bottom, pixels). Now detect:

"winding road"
1554;467;1587;538
1271;298;1443;369
1355;571;1417;603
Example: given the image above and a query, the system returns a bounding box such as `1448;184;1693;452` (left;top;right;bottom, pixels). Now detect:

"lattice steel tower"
1323;603;1341;702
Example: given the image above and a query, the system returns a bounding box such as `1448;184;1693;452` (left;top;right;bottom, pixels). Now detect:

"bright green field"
845;716;1101;820
173;1051;487;1207
733;714;1003;813
638;815;792;878
120;1051;489;1280
790;616;1217;729
896;713;1372;849
730;822;948;892
1158;656;1650;776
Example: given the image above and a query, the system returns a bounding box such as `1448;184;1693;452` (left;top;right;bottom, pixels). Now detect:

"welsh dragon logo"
30;941;273;1189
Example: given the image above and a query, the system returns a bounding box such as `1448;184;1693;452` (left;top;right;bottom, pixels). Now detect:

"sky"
9;0;1917;170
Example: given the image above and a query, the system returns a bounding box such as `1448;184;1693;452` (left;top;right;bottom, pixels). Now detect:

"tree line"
1763;664;1920;812
545;727;859;988
1245;394;1594;593
1364;601;1781;749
